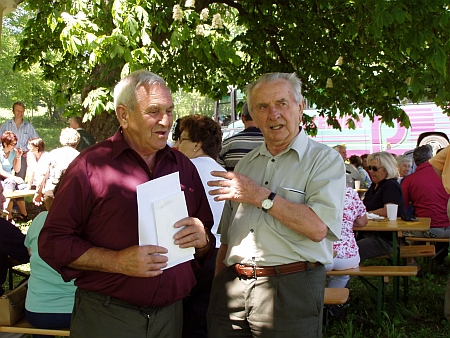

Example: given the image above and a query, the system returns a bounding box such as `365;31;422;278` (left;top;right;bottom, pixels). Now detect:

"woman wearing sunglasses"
357;151;404;263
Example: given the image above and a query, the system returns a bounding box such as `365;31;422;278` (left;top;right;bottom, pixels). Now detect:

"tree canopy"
14;0;450;140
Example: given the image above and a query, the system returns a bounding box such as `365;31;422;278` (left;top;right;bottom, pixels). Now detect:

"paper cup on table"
386;204;398;220
354;181;361;190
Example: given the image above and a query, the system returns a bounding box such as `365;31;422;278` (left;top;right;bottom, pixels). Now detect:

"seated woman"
357;151;404;263
26;138;49;190
24;172;76;336
33;128;80;210
325;186;367;288
177;114;225;337
0;131;28;221
396;154;413;184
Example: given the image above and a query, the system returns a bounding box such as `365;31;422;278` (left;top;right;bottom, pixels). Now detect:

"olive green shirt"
220;129;345;266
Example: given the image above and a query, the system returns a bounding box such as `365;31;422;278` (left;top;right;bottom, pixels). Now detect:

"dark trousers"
182;248;217;338
0;218;29;290
207;264;326;338
71;289;183;338
25;309;71;338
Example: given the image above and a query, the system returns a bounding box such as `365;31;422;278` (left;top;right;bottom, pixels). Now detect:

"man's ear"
298;100;305;122
116;105;129;128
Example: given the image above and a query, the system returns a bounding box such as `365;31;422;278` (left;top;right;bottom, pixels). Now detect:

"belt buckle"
252;265;257;279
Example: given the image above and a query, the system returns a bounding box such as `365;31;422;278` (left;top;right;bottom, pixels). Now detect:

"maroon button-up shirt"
38;128;214;307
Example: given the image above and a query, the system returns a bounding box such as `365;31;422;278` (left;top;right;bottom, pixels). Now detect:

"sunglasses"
367;166;383;172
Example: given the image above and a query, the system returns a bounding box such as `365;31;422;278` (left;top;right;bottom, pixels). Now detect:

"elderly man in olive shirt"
39;70;214;338
207;73;345;338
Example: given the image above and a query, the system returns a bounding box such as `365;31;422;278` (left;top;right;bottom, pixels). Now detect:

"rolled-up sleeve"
38;156;94;282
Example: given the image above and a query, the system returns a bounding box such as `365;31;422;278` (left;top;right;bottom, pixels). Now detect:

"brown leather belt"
232;261;322;279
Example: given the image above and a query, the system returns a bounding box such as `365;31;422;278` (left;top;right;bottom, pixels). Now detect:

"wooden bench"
0;317;70;336
375;245;436;259
324;288;349;305
327;265;418;324
405;237;450;243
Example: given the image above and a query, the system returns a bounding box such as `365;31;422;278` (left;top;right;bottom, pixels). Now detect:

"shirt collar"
248;127;306;162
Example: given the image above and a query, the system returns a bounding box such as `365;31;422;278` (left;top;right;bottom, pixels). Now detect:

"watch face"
262;199;273;210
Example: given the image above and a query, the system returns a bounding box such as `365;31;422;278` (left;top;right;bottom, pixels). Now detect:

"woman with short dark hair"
0;131;28;221
178;114;224;337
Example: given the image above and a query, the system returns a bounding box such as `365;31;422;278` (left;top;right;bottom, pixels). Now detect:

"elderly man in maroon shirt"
38;70;215;338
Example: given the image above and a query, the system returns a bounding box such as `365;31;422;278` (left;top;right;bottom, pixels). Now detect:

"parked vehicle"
305;102;449;156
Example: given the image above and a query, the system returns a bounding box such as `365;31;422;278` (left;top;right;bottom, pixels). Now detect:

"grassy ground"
0;107;66;151
324;257;450;337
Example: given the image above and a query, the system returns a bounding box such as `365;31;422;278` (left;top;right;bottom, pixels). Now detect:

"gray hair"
413;145;433;166
396;155;412;166
114;70;167;111
367;151;399;179
59;127;80;147
241;102;252;121
245;73;304;113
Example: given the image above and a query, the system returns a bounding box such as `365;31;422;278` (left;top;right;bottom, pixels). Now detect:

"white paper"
137;172;181;245
137;172;194;268
153;191;195;268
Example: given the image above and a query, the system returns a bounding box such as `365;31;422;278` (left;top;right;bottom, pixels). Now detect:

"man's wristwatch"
261;192;276;212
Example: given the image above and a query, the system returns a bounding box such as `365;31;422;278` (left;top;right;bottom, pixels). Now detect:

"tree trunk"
85;110;119;143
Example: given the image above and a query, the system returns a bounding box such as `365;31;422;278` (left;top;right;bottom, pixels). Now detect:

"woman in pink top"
325;186;368;288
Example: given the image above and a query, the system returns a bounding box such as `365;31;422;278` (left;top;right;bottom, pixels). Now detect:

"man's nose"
268;105;281;119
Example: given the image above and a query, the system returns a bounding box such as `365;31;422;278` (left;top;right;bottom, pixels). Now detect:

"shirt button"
250;229;254;233
271;159;275;162
265;181;268;185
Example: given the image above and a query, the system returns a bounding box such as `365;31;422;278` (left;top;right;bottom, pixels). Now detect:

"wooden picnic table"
4;190;36;199
357;217;431;311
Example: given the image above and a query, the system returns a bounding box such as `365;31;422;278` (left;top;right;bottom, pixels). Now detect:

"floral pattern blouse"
334;186;367;259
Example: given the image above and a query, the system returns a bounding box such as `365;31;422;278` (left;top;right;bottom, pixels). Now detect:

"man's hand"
173;217;208;249
207;171;268;207
68;245;169;278
114;245;168;277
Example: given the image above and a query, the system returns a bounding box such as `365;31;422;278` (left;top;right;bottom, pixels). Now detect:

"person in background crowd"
207;72;346;337
33;128;80;211
361;153;369;170
397;154;413;184
38;70;215;338
25;171;76;337
26;138;49;190
0;131;28;221
428;145;450;321
349;154;371;188
218;102;264;171
334;145;364;188
0;185;29;297
171;118;182;150
401;145;450;266
178;114;225;338
325;186;367;288
69;116;95;152
357;151;404;262
0;102;39;179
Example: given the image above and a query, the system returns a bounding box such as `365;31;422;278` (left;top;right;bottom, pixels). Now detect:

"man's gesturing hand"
207;170;268;206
